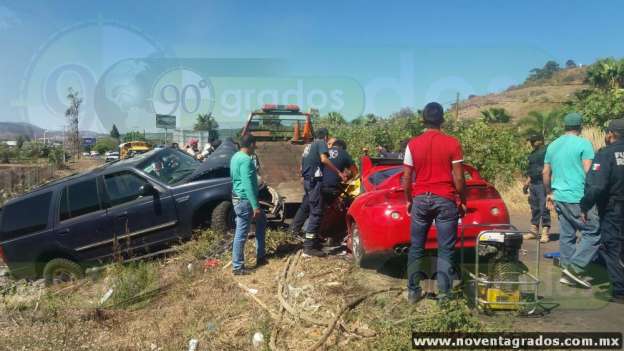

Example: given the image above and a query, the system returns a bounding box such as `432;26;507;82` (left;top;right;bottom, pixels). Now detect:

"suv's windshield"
139;148;199;185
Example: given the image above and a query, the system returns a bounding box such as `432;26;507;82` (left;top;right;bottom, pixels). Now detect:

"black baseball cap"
422;102;445;125
606;118;624;134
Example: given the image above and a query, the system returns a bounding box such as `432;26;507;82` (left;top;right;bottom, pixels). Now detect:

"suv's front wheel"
211;201;235;234
43;258;84;286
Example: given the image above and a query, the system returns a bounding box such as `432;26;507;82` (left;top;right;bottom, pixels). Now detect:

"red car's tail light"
0;245;5;263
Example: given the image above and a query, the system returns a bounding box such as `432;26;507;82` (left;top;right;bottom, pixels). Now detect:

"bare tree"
65;88;82;159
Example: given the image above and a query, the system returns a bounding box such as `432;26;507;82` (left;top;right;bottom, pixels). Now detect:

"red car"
346;157;510;267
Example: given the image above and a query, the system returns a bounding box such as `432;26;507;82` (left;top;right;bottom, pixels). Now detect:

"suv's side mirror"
139;183;157;197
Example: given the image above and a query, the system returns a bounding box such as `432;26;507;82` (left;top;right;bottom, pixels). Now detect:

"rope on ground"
269;250;304;351
270;253;295;351
237;282;280;320
306;287;404;351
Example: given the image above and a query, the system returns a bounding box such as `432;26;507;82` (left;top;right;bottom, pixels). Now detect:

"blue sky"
1;0;623;132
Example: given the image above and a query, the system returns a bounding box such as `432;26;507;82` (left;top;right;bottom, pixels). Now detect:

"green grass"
108;261;160;308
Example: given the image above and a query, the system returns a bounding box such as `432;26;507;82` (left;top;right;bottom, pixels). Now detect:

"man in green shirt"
543;112;599;288
230;135;267;275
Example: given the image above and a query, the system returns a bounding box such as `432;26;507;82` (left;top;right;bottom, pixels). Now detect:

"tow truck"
241;104;314;205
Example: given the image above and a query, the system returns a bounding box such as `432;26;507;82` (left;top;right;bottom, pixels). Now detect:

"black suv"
0;147;235;284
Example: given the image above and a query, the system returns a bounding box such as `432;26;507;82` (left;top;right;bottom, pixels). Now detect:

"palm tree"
586;58;624;91
65;88;82;158
517;110;565;142
194;113;219;131
480;108;511;123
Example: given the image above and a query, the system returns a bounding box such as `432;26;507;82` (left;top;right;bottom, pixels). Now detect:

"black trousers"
598;202;624;297
529;183;551;227
291;182;339;236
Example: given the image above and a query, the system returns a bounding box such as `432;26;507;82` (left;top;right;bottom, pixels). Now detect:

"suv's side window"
59;178;102;221
104;172;147;207
0;192;52;241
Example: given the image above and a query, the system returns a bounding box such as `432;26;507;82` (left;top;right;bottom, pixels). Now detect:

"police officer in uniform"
298;128;347;257
322;138;357;201
581;118;624;303
291;138;357;239
523;134;551;243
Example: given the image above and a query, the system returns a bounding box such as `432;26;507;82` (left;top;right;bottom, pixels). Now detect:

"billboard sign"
82;137;96;146
156;114;176;129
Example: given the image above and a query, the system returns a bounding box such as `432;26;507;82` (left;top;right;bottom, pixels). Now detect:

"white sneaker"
562;268;592;289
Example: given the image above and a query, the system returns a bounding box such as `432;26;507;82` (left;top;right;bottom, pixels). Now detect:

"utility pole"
455;92;460;122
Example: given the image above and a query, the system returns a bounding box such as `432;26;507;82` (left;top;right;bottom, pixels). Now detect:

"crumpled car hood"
187;138;238;181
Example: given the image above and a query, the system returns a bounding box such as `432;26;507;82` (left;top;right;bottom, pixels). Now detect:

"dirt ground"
0;232;476;351
1;174;622;349
505;211;624;333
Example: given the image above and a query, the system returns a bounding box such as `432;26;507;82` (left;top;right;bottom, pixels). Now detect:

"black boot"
303;233;326;257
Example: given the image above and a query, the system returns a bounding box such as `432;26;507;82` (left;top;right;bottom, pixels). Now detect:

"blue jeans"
554;201;600;272
407;194;459;295
232;199;267;271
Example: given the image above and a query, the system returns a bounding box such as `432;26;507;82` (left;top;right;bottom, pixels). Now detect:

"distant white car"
104;151;119;162
82;152;90;157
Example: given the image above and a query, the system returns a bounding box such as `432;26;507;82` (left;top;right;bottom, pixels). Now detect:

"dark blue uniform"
291;146;353;239
297;139;330;251
581;138;624;299
526;146;551;228
322;146;354;188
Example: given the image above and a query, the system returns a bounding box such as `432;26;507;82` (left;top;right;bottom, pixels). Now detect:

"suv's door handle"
116;211;129;218
56;228;70;235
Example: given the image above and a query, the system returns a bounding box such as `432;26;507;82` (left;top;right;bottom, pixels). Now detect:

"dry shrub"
108;262;160;308
499;178;530;215
581;126;606;151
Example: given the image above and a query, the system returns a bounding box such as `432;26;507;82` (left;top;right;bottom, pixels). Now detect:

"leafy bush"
573;88;624;126
451;120;529;187
0;144;14;163
47;146;65;166
109;262;159;308
480;107;511;123
18;141;42;161
525;60;561;83
94;137;119;154
319;114;527;187
573;57;624;126
178;229;228;261
320;116;423;160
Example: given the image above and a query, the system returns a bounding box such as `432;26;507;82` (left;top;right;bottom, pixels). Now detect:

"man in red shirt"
403;102;467;304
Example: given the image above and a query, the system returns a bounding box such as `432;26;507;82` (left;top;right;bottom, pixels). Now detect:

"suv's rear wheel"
43;258;84;286
211;201;235;234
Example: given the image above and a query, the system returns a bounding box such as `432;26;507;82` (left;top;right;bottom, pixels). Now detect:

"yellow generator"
474;231;533;311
